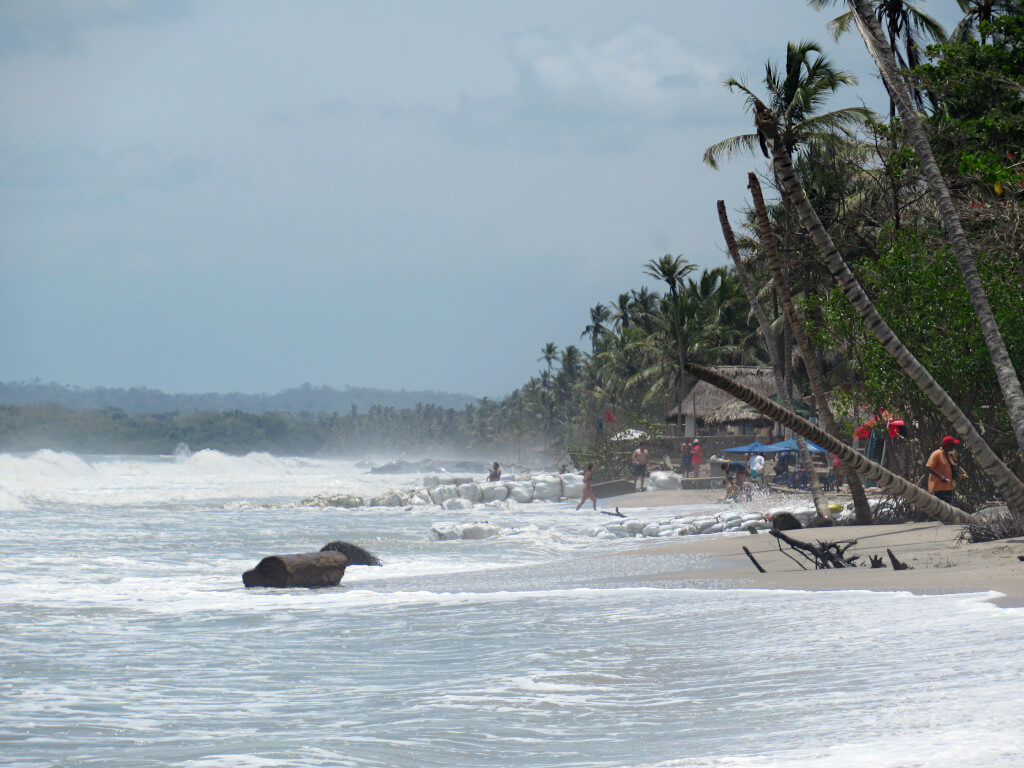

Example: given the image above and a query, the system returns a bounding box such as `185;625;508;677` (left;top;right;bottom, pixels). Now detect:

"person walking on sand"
691;439;702;478
927;436;961;504
576;463;598;510
632;441;650;491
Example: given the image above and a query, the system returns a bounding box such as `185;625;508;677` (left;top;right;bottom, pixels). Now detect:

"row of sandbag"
591;506;826;539
303;472;585;509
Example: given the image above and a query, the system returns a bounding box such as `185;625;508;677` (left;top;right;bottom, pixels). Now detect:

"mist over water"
2;450;1023;767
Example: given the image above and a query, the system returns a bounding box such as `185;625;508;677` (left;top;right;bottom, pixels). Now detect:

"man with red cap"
926;436;961;504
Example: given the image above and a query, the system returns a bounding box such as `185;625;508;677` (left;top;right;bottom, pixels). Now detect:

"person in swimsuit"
576;463;598;510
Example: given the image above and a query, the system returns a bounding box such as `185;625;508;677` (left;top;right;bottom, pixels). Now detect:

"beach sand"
609;488;1024;608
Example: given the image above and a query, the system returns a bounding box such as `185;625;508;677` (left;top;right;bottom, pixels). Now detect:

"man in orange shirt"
926;436;961;504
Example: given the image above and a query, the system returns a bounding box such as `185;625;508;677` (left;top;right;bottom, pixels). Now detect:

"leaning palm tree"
810;0;946;113
644;255;697;435
752;96;1024;510
703;39;870;168
744;178;875;524
838;0;1024;475
686;362;972;525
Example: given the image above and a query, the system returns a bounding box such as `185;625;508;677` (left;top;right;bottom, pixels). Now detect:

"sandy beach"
611;488;1024;608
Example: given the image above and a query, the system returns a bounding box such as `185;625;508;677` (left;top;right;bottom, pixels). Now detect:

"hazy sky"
0;0;963;398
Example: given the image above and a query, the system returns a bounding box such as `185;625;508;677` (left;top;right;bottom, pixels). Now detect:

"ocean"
2;449;1023;767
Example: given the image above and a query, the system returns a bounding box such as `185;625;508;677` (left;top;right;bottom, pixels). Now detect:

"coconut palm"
581;304;611;352
703;40;870;168
644;255;697;434
752;94;1024;510
539;342;560;372
810;0;946;114
952;1;1012;43
841;0;1024;474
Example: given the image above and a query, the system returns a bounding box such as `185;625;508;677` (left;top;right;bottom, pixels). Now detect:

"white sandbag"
507;482;534;503
642;522;661;537
648;471;681;490
678;524;699;536
408;489;432;505
693;518;717;533
602;523;625;536
459;522;501;539
531;474;563;500
479;482;509;502
559;473;584;498
457;483;482;502
428;485;456;505
420;475;439;488
443;498;474;510
596;531;619;540
623;519;648;535
705;522;724;534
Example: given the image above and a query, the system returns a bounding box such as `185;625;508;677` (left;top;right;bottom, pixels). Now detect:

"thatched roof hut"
667;365;777;432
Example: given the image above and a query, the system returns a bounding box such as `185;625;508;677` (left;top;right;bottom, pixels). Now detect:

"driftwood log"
243;552;348;588
770;530;859;569
320;540;382;566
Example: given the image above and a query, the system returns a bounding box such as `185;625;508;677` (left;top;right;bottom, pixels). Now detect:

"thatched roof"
667;366;776;424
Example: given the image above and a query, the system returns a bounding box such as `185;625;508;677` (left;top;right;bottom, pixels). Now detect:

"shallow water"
2;450;1023;767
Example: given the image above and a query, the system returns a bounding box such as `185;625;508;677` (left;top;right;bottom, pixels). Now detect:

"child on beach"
679;441;692;477
576;464;598;511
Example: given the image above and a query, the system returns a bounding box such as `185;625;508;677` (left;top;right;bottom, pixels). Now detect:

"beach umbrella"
762;437;827;453
722;441;770;453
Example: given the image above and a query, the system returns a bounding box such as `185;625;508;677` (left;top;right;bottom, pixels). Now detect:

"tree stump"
243;552;348;588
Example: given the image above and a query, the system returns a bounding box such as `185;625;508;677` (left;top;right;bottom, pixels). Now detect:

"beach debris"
771;512;803;531
243;552;347;588
886;548;911;571
869;554;886;568
600;508;626;518
303;493;365;508
430;521;501;541
742;545;766;573
770;529;859;569
320;540;382;566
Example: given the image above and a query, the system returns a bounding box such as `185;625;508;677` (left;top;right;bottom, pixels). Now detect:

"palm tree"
703;40;870;168
644;255;697;435
841;0;1024;477
810;0;946;114
581;304;611;352
561;345;583;384
539;342;560;372
952;1;1012;43
745;178;875;524
609;293;636;331
752;95;1024;510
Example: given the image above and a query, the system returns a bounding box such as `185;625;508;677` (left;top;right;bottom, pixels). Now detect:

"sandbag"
479;482;509;502
243;552;347;588
507;482;534;503
531;474;563;500
457;483;482;502
319;540;382;566
429;485;456;505
559;473;584;498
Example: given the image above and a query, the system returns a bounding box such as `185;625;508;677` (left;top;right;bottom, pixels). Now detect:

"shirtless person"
576;463;598;510
632;441;650;491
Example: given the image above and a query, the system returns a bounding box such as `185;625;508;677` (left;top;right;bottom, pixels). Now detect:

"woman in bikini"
576;463;598;511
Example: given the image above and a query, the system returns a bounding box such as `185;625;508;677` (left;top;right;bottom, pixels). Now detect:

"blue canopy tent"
721;441;771;453
760;438;828;454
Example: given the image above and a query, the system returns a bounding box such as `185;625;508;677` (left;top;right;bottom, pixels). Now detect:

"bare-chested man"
632;441;650;491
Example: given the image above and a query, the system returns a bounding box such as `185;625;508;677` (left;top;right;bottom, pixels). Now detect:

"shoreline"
605;488;1024;608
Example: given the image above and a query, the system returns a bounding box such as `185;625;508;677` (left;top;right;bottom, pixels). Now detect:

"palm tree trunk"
716;201;830;520
847;0;1024;462
753;99;1024;511
686;361;973;525
746;177;874;525
671;285;687;438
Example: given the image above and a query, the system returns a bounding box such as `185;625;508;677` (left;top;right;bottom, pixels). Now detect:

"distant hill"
0;381;479;416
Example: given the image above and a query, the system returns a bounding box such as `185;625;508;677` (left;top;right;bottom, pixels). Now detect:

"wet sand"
609;488;1024;608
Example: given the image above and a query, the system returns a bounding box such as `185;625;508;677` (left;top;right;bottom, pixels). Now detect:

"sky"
0;0;965;398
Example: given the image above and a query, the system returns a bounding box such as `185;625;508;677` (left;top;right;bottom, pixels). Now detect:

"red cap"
941;436;960;448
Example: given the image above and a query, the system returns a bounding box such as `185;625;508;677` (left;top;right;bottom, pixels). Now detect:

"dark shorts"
633;463;648;478
679;455;691;466
933;490;954;504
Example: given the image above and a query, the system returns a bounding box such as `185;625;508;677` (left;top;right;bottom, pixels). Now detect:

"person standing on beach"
632;442;650;491
830;453;843;492
691;439;701;477
679;440;692;477
576;463;598;510
927;436;961;504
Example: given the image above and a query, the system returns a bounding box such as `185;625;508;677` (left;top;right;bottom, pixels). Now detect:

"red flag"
603;410;616;423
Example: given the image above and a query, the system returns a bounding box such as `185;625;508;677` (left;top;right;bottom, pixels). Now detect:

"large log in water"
242;552;348;588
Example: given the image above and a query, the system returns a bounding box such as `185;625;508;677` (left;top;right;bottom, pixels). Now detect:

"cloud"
0;0;189;55
447;24;724;152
